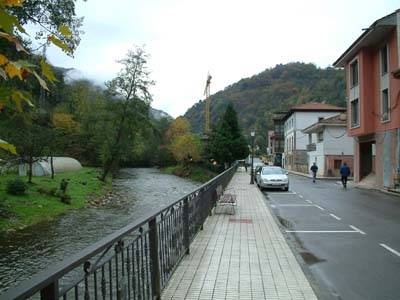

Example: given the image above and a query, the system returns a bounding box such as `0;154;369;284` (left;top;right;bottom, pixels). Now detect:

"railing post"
40;281;59;300
149;218;161;300
183;197;190;254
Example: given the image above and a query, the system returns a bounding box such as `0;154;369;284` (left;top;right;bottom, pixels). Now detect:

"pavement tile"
161;172;317;300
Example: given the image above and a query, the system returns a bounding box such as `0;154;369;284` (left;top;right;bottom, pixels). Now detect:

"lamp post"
250;129;255;184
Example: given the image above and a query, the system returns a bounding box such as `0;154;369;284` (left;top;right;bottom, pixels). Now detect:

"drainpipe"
397;11;400;68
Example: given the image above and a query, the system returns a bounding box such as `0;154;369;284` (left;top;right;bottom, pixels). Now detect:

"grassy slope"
162;164;217;183
0;167;110;232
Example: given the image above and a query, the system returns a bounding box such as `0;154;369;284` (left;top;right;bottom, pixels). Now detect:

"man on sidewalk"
310;162;318;183
340;162;351;188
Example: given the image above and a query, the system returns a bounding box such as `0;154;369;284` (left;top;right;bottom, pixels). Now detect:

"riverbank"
0;167;111;232
161;164;217;183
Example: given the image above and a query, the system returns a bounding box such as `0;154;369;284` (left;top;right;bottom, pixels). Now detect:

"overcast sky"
46;0;399;117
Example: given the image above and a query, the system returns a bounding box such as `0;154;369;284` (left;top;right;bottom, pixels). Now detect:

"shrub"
6;178;27;195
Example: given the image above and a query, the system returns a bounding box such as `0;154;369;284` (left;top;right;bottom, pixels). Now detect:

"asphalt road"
261;175;400;300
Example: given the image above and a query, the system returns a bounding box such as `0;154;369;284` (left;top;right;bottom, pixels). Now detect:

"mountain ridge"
184;62;346;150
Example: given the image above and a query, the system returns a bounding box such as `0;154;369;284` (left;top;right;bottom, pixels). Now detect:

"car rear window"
262;168;284;175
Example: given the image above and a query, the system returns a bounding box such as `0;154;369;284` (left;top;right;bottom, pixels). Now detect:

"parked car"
256;166;289;191
254;165;263;183
252;162;264;172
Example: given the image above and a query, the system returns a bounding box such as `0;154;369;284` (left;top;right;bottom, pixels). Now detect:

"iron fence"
0;164;237;300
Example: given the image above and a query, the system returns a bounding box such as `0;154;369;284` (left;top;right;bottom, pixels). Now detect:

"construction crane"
204;73;212;134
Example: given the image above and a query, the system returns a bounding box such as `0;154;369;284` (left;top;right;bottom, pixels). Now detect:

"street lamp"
250;129;255;184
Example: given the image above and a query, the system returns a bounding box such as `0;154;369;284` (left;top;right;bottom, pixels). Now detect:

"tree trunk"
50;156;54;179
28;157;33;184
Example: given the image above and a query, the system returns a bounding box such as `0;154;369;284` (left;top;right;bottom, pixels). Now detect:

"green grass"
162;164;217;183
0;167;111;232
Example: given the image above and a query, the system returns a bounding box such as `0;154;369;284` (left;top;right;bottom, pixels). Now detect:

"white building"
302;114;354;177
282;103;346;173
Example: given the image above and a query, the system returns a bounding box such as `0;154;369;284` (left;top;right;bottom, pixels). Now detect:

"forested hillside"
184;62;346;150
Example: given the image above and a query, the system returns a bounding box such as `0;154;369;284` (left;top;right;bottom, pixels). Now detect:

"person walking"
340;162;351;188
310;162;318;183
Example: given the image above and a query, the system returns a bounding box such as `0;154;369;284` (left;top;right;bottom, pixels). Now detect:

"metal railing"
0;164;237;300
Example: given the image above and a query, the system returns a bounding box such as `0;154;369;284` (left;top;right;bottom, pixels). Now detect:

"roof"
281;102;346;121
302;113;347;134
333;9;399;67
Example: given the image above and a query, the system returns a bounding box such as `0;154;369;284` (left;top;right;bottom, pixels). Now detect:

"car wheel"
284;186;289;192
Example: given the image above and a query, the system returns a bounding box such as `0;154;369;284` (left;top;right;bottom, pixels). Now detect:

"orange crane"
204;73;212;133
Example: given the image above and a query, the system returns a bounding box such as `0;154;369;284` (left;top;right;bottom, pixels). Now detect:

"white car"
256;166;289;191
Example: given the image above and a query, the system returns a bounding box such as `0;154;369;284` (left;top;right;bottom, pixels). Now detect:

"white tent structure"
18;157;82;177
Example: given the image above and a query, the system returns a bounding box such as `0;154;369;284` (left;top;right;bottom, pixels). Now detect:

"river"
0;168;200;294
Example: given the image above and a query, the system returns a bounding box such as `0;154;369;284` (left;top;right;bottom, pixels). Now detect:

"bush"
6;178;27;195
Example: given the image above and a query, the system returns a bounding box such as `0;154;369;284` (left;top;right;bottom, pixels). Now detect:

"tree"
0;0;84;153
170;133;202;164
208;103;249;167
164;116;190;143
99;46;153;181
3;117;50;183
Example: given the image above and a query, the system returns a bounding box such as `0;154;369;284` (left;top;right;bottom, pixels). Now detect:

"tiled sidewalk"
161;172;318;300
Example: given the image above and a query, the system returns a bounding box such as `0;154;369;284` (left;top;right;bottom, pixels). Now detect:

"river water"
0;168;200;294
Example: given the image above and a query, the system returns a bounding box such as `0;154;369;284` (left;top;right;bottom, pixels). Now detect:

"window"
308;134;312;145
381;89;389;122
380;45;388;75
334;160;342;169
351;98;359;127
317;131;324;142
350;59;359;87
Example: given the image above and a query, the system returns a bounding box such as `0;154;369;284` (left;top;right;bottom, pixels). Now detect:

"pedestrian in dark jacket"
340;162;351;188
310;162;318;183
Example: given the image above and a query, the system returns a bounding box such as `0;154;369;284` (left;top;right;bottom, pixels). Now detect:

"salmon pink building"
334;9;400;190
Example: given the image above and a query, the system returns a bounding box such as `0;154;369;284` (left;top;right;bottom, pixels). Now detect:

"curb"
288;170;400;198
287;170;354;181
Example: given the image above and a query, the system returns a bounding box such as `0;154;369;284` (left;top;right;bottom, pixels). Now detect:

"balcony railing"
306;143;316;151
0;164;237;300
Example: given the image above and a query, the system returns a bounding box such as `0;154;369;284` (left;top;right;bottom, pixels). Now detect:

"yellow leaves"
40;58;57;82
52;113;80;133
165;117;191;142
0;140;17;155
48;35;72;54
4;0;24;7
170;134;202;163
58;24;72;38
4;62;22;80
11;90;33;111
0;54;8;65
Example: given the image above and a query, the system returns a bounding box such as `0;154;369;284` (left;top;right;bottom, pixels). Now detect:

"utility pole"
204;73;212;134
250;129;255;184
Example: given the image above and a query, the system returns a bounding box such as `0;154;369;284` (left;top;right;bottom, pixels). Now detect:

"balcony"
306;143;316;151
273;132;284;139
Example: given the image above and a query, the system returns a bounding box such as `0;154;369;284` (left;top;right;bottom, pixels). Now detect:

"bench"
215;186;237;215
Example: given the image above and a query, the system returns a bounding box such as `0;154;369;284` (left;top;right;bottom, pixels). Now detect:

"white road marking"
298;194;304;198
380;244;400;257
277;204;315;207
329;213;341;221
267;192;296;195
349;225;366;235
314;205;325;211
286;230;361;234
305;199;313;204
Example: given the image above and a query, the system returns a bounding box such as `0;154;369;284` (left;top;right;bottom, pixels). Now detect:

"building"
269;114;285;166
333;9;400;189
267;130;274;155
282;103;346;172
302;114;354;177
